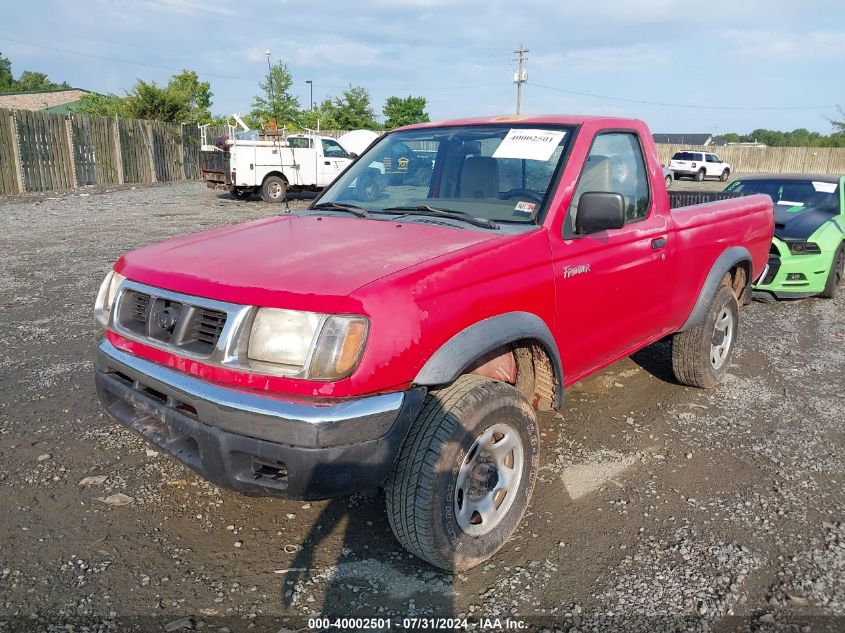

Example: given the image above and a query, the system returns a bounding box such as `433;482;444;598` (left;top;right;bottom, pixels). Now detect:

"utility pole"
265;50;279;129
512;44;529;114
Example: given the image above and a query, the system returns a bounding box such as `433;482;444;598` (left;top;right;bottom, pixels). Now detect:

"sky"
2;0;844;134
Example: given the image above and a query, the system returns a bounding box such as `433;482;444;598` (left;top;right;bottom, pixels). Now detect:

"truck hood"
115;215;500;312
773;203;834;241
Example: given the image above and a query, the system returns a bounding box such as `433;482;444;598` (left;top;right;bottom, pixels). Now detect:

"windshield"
726;178;840;213
316;124;575;225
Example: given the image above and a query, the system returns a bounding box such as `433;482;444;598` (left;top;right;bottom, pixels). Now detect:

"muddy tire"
671;284;739;389
260;175;287;203
821;244;845;299
385;375;539;571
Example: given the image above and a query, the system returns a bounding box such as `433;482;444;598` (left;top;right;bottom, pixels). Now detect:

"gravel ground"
0;180;843;632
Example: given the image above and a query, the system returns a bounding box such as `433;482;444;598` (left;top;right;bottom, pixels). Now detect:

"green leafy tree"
249;61;300;128
16;70;70;91
0;52;15;92
382;95;429;129
125;80;189;123
0;52;71;93
329;85;378;130
71;93;129;117
298;97;340;131
167;70;213;125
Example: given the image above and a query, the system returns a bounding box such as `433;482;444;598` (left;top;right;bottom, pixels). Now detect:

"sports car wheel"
821;244;845;299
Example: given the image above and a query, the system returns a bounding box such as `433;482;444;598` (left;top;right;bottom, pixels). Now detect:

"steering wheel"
501;188;543;204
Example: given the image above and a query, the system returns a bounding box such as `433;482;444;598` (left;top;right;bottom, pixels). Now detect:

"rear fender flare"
679;246;751;331
414;311;564;409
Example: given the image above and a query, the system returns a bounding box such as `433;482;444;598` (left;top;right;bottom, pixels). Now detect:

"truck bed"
669;191;746;209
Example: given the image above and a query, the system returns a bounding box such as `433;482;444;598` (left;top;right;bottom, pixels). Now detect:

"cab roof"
396;114;644;131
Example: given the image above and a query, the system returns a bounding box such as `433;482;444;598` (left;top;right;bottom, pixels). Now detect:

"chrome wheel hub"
454;423;524;536
710;307;734;369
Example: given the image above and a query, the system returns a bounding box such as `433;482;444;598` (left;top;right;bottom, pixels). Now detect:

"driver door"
550;131;672;381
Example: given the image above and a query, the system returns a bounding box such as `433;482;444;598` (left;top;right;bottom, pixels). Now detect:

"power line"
0;35;249;81
530;82;838;112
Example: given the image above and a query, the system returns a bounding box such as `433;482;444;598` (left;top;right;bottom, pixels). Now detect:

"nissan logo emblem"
154;308;178;331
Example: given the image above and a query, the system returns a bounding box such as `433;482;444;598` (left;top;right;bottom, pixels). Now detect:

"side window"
695;153;704;162
568;132;651;230
712;155;722;164
321;139;349;159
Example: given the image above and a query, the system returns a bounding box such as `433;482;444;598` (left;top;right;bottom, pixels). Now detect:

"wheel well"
725;261;751;304
262;171;289;185
464;339;559;412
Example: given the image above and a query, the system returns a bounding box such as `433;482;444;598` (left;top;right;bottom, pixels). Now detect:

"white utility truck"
200;130;355;202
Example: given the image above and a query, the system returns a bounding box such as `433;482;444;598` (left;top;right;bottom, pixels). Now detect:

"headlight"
246;309;369;380
94;270;126;327
787;241;821;255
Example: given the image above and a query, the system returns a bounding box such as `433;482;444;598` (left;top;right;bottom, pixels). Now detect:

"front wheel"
720;169;730;182
385;375;539;570
260;175;287;203
695;169;706;182
821;244;845;298
665;174;673;189
671;284;739;389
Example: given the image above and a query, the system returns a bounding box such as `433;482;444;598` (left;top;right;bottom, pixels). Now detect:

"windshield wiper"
311;202;370;218
381;205;499;230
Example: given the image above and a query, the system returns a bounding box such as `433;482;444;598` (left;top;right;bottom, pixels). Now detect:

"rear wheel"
720;169;730;182
385;375;539;570
671;284;739;389
695;169;706;182
821;244;845;298
260;175;287;203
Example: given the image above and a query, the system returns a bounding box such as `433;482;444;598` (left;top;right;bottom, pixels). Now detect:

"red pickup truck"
94;115;773;570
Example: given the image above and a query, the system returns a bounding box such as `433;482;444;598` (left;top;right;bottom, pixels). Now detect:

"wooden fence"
656;144;845;175
0;107;198;195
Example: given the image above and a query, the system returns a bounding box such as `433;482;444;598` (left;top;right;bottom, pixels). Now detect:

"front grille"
116;289;228;356
130;291;150;325
194;310;227;346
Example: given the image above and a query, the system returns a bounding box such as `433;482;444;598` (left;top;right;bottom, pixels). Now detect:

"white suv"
669;151;731;182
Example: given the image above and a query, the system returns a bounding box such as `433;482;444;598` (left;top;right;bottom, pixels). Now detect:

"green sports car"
724;174;845;299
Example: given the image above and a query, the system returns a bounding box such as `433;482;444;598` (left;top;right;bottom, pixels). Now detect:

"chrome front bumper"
95;339;425;498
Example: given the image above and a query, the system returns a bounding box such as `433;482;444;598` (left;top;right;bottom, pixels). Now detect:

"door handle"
324;161;331;165
652;237;667;249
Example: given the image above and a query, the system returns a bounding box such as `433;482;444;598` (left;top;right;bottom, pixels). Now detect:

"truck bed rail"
669;191;748;209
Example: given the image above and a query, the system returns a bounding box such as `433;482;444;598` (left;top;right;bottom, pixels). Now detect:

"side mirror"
349;152;358;159
575;192;625;234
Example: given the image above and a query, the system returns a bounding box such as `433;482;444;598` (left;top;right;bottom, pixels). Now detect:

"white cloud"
292;41;384;69
532;44;666;73
138;0;235;17
722;29;845;58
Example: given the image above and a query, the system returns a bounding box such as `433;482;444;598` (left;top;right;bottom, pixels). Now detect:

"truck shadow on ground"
629;339;676;384
279;472;456;619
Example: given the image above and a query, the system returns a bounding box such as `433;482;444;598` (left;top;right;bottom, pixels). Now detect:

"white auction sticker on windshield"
812;181;837;193
492;129;566;161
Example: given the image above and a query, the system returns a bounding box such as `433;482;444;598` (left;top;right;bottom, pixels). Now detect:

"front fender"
414;311;564;409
